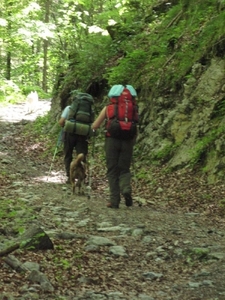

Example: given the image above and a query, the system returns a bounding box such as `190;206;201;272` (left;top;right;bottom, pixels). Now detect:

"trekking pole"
87;133;96;199
131;156;141;206
47;129;63;179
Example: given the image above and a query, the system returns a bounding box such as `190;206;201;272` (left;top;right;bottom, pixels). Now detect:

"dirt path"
0;101;225;300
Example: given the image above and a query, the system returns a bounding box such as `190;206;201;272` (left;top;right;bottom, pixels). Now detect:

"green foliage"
20;85;51;99
58;258;71;270
1;0;224;99
0;199;17;219
23;113;59;158
74;35;113;89
20;239;32;249
24;113;55;143
0;79;25;103
52;245;84;280
152;143;179;163
183;247;210;264
31;114;50;134
107;49;147;85
0;78;50;104
134;166;151;180
132;0;225;91
0;197;37;234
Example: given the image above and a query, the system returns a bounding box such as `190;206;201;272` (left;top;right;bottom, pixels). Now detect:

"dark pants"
105;137;134;206
63;132;88;177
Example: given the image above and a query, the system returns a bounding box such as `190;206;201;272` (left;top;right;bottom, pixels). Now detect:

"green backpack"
68;92;94;123
64;92;95;137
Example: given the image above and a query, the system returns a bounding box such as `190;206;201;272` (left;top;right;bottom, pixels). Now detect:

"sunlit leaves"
0;0;154;90
0;18;7;27
21;1;41;16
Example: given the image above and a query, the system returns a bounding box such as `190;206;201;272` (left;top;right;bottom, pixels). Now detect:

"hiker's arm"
92;107;106;130
58;106;69;127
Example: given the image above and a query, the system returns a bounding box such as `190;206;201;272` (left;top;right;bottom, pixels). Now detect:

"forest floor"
1;100;225;300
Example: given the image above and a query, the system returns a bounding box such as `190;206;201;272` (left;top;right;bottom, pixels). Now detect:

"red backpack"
105;85;138;140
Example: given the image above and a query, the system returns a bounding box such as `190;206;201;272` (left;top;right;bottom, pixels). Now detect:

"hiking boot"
106;202;119;209
124;195;133;207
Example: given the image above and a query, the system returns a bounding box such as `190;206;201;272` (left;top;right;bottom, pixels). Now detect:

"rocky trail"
1;101;225;300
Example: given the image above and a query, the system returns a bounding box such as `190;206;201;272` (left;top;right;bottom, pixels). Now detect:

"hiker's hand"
92;129;97;137
58;117;66;127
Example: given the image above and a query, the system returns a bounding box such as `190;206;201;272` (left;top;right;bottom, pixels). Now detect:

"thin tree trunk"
42;0;50;92
6;51;11;80
6;15;12;80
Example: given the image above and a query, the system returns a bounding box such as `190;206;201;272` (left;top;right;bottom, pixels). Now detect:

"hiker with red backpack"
92;84;138;208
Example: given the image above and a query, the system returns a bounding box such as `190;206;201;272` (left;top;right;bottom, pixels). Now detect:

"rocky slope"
138;58;225;184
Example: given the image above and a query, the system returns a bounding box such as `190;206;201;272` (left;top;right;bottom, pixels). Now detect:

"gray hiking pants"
105;137;134;207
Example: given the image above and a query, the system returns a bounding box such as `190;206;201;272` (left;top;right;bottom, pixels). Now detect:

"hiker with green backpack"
58;91;95;183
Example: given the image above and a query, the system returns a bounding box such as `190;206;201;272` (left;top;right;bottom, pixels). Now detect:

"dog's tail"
70;153;85;170
76;153;85;164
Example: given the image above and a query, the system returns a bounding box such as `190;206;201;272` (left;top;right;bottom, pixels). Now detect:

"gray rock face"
139;58;225;183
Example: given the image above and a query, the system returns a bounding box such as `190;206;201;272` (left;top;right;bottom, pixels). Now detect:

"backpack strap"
68;97;80;120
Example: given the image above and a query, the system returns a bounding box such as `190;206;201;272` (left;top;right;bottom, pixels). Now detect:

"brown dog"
70;153;86;195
